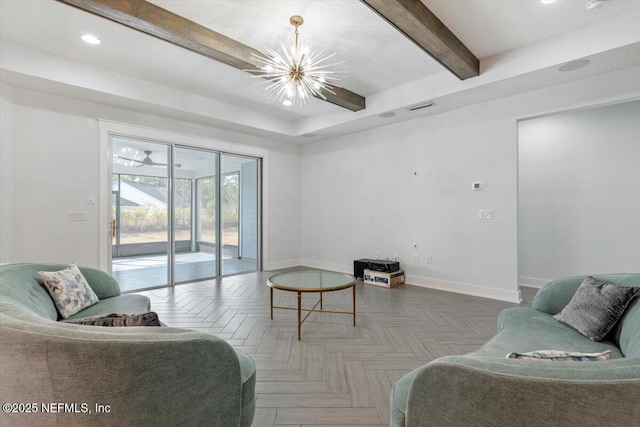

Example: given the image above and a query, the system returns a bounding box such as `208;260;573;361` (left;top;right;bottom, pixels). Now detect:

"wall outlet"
479;209;494;220
413;253;419;262
375;251;380;259
425;169;432;177
424;254;432;264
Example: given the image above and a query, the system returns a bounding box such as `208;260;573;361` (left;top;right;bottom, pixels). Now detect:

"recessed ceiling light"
586;0;606;10
379;112;396;118
282;100;292;106
558;59;590;72
81;34;101;45
540;0;557;4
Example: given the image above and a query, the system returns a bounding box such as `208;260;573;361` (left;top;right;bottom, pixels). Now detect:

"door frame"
98;120;268;277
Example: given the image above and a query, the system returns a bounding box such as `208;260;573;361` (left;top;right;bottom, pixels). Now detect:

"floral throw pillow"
38;264;99;318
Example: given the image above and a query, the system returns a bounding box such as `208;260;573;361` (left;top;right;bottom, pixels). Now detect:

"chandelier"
250;15;344;106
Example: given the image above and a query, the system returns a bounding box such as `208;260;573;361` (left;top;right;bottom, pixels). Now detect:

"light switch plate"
68;211;88;221
479;210;493;220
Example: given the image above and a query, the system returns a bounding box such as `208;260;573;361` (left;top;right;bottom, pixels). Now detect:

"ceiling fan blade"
116;154;181;168
147;161;182;168
115;155;145;164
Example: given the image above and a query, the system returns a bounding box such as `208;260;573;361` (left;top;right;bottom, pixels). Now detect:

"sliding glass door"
221;154;259;275
110;138;260;291
174;147;219;283
111;138;171;292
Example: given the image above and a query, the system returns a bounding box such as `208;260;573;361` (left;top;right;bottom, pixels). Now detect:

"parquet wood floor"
137;268;535;427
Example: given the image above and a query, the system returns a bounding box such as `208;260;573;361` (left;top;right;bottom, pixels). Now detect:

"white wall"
265;150;301;269
0;85;14;263
518;101;640;286
300;66;640;303
0;84;301;270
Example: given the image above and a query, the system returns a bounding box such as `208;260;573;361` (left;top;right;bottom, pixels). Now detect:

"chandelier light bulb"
247;15;345;106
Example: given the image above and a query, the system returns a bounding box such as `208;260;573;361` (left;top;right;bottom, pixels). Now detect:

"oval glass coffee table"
267;270;356;340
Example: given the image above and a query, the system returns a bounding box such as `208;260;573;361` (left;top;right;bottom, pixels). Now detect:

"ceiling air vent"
407;101;436;112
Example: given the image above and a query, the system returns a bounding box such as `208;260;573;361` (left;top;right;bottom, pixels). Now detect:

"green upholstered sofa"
391;274;640;427
0;263;256;427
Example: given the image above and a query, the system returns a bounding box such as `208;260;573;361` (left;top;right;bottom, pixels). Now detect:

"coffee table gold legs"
297;291;302;341
270;287;274;320
353;284;356;327
268;278;357;341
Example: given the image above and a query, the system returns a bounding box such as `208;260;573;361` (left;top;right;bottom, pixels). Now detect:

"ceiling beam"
360;0;479;80
56;0;365;111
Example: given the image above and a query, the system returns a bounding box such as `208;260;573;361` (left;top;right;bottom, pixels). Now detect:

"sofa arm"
78;266;122;299
532;274;640;315
406;356;640;427
531;276;585;314
0;318;245;427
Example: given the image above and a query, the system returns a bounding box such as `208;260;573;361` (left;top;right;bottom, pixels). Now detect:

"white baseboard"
405;274;522;304
265;259;302;271
300;260;522;304
300;259;352;274
519;276;551;289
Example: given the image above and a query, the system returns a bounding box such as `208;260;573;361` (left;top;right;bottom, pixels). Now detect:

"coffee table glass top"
268;271;355;292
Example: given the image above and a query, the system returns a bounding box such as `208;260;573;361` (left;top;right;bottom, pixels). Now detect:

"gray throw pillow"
63;312;161;327
554;276;638;341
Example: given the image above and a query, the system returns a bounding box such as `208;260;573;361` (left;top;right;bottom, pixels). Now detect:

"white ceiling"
424;0;640;58
1;0;639;143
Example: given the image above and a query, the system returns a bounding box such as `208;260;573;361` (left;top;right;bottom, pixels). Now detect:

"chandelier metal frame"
250;15;345;106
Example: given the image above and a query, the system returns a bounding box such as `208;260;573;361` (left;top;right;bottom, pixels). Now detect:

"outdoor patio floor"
113;252;257;292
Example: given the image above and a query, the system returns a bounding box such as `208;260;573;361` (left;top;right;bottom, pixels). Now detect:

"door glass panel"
222;154;258;275
174;147;218;282
111;138;170;291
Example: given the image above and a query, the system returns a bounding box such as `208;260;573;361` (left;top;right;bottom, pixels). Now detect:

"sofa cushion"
474;307;624;359
65;294;151;320
618;298;640;358
62;311;161;327
553;276;638;341
38;264;99;318
0;264;59;320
